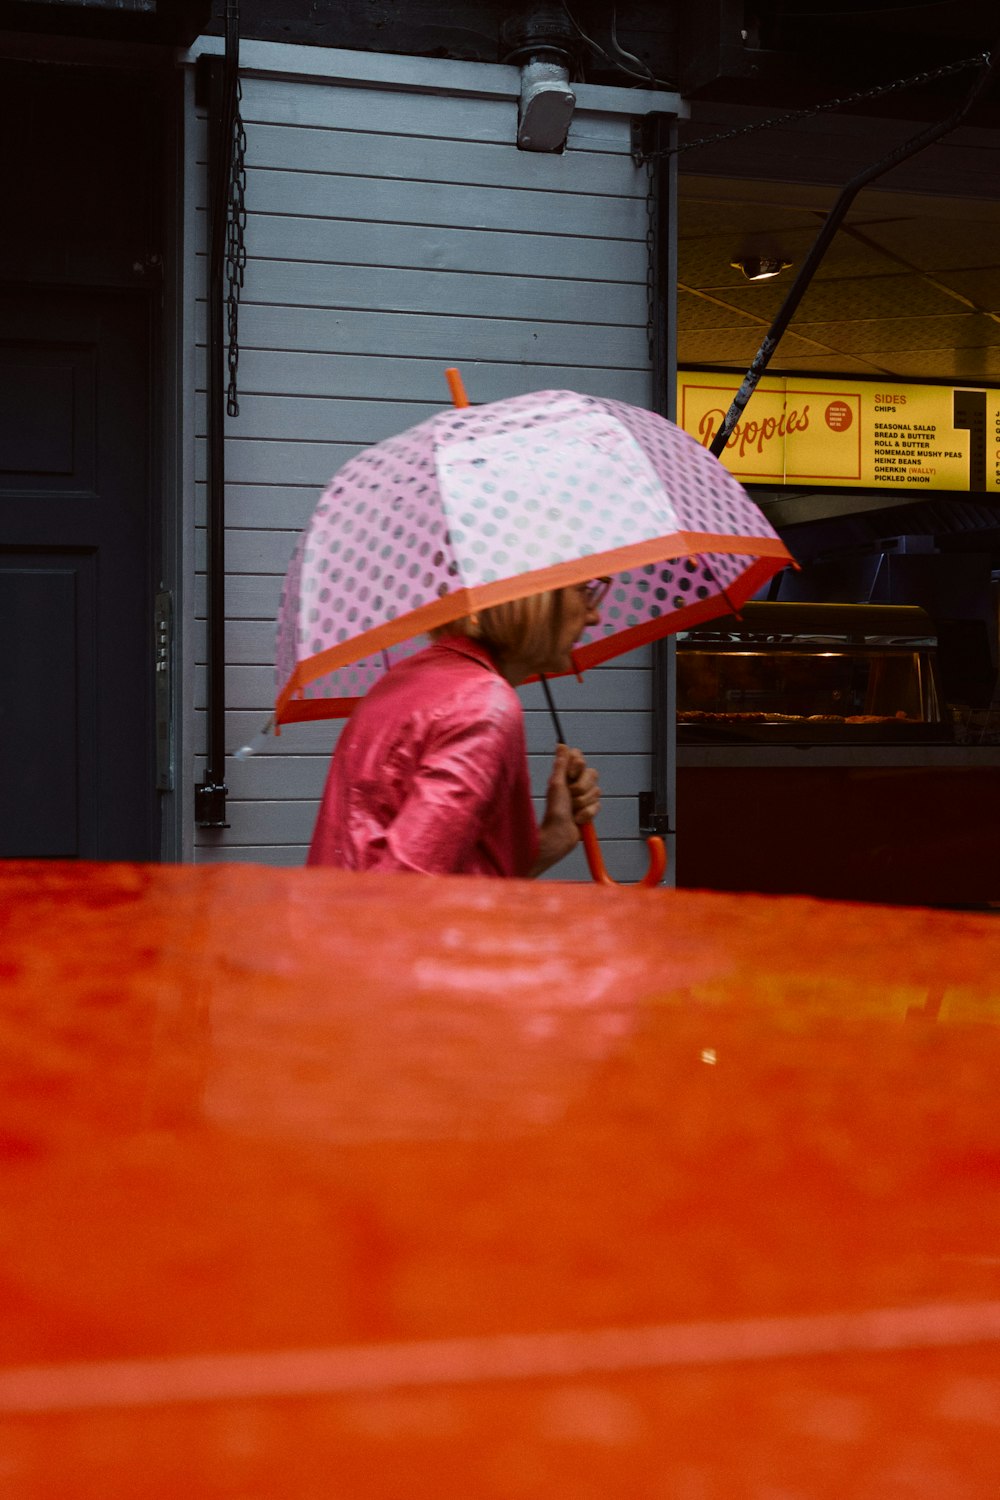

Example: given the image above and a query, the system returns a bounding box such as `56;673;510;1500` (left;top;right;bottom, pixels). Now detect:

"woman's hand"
531;744;601;876
564;746;601;827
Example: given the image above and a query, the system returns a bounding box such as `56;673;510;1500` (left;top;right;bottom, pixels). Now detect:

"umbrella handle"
581;822;668;889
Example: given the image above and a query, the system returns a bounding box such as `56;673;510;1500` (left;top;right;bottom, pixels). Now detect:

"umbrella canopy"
275;388;793;725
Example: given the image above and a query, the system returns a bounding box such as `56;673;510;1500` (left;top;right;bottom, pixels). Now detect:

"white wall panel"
238;122;641;194
218;68;649;152
196;483;326;532
191;838;650;878
192;664;650;713
211;258;646;325
200;355;649;407
223;751;650;803
196;711;340;755
234;77;517;145
234;170;646;242
189;49;660;877
240;215;647;283
196;305;647;367
203;791;644;848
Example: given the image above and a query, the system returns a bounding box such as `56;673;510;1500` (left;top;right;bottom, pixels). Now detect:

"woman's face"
538;583;602;674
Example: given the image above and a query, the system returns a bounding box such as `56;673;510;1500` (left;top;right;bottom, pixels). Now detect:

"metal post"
641;113;678;873
194;13;241;828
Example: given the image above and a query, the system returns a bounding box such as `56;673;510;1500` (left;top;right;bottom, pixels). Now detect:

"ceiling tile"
679;352;887;376
677;200;822;238
790;313;998;355
678;328;827;364
804;234;911;282
688;279;790;320
854;218;1000;272
878;348;1000;379
760;354;890;375
795;274;966;321
679;227;904;288
677;289;765;331
678;332;766;363
926;268;1000;309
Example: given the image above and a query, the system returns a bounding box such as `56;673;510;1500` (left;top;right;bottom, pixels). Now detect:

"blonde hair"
432;590;565;669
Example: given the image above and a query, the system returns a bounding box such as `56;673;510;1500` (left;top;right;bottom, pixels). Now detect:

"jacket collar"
432;633;502;674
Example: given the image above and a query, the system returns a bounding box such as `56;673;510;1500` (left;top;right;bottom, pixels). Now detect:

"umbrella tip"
445;368;470;409
234;715;274;760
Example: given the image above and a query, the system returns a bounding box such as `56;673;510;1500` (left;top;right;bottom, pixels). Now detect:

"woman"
307;580;607;877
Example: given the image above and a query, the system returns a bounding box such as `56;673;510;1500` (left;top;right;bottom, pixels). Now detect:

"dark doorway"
0;288;155;858
0;63;161;860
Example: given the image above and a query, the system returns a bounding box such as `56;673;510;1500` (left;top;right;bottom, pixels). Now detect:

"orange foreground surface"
1;860;998;1498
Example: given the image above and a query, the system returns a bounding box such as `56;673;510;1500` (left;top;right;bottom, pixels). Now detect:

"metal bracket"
638;791;672;838
154;589;174;793
195;780;230;828
631;116;651;167
631;113;667;167
194;53;217;109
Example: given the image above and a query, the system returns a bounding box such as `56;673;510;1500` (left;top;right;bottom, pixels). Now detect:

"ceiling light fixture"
731;256;793;281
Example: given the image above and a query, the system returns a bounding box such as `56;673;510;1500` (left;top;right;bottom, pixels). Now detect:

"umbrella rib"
698;552;742;620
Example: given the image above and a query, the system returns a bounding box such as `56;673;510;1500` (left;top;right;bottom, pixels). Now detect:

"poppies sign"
677;373;1000;492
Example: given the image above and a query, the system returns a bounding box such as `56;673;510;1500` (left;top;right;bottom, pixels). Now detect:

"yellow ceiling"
676;103;1000;383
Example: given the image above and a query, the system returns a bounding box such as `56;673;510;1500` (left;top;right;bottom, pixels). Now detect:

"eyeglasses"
580;576;612;609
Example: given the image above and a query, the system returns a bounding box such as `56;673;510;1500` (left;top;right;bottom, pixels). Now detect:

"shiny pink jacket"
307;637;539;877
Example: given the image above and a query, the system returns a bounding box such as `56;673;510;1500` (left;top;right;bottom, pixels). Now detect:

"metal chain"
636;50;991;163
225;78;247;419
643;154;656;365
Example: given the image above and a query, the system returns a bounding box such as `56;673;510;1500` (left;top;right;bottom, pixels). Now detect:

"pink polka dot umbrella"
275;378;793;728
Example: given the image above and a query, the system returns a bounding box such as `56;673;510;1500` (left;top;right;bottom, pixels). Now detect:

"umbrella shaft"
539;674;566;747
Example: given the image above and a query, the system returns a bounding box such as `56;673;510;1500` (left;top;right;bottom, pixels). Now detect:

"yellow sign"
677;374;1000;492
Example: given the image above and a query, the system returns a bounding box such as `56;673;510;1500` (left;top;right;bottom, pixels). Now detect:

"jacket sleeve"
366;699;517;875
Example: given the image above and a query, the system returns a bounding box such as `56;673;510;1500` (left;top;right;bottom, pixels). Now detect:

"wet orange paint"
1;861;998;1496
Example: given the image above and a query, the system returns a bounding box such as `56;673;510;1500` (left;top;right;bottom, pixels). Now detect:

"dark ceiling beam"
220;0;502;60
210;3;999;117
677;0;756;96
0;0;210;46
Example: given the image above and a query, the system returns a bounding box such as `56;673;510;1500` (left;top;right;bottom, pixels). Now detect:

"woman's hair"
432;590;565;668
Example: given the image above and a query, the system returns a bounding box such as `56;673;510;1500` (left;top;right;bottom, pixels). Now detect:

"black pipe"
642;112;678;845
195;10;240;828
709;48;998;461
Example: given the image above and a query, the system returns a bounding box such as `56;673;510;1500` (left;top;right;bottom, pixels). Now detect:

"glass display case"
677;602;950;743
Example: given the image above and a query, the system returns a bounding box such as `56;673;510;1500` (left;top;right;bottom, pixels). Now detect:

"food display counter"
675;602;1000;906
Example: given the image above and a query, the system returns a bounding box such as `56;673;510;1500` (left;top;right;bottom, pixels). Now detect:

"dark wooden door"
0;287;155;859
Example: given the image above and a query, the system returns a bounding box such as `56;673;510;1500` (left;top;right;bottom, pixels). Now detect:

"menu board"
677;374;1000;492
